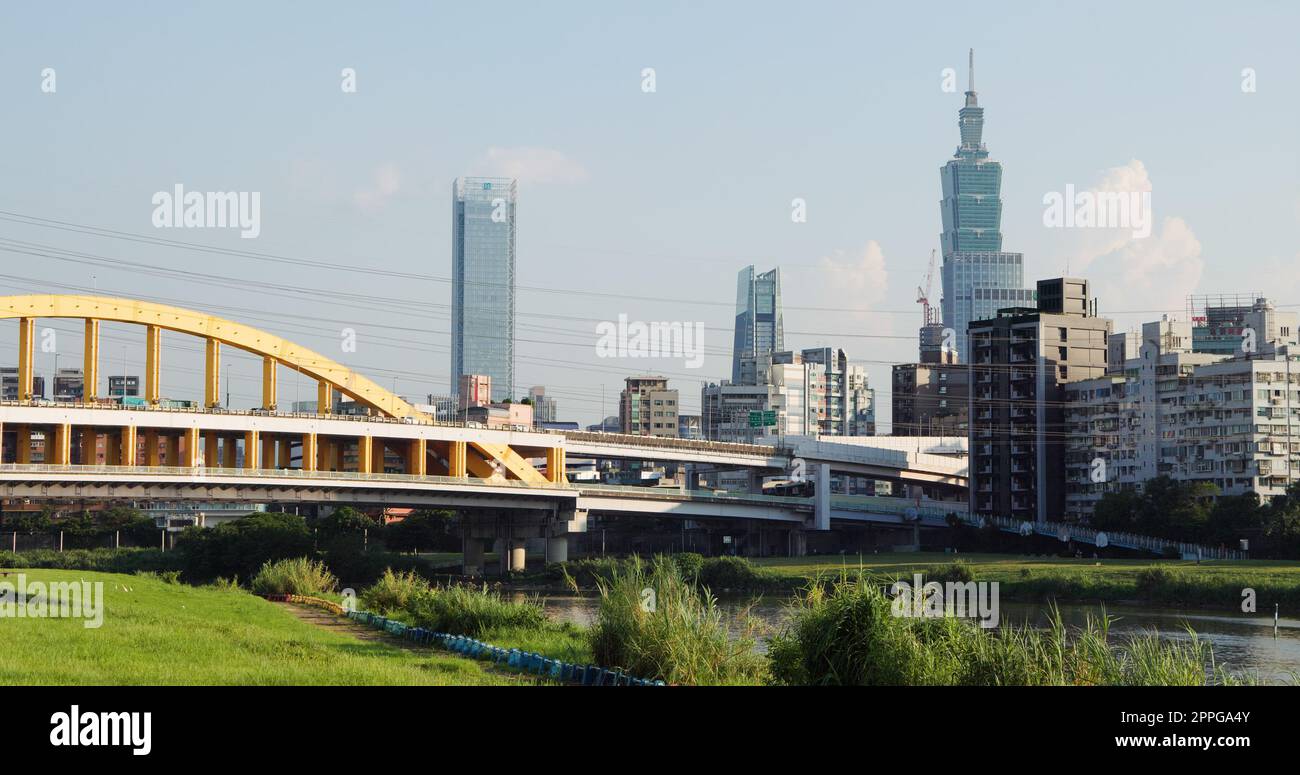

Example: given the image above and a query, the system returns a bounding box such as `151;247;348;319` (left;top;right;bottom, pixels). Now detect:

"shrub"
589;555;768;685
362;568;427;614
925;559;975;584
697;556;780;591
768;575;1238;686
250;557;338;596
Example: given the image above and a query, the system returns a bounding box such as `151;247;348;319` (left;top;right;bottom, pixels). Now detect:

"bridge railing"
965;513;1245;560
555;429;787;458
578;483;813;507
0;463;574;490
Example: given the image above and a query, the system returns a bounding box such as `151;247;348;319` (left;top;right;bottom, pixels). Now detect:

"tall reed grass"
249;557;338;596
588;555;768;685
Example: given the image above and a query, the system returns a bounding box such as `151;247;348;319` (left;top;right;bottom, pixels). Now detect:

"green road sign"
749;410;777;428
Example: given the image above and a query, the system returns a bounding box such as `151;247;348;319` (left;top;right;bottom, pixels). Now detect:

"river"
524;592;1300;683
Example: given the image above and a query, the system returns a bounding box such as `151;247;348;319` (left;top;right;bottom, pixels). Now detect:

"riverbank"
0;569;534;685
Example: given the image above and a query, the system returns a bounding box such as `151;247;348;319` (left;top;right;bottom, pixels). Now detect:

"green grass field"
0;569;530;685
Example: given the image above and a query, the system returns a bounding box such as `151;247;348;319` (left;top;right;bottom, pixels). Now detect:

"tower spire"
964;48;979;108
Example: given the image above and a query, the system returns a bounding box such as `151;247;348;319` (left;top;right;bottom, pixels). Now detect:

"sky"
1;1;1297;428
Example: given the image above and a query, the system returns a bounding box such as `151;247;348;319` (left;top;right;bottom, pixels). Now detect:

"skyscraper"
451;177;516;403
939;50;1034;359
732;266;784;384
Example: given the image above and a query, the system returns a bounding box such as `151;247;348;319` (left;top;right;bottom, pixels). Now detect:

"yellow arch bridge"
0;295;564;485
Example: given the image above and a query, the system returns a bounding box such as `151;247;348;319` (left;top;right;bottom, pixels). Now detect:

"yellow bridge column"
407;438;426;476
449;440;466;478
262;434;277;470
357;436;373;474
106;430;121;465
121;426;137;467
317;383;333;414
222;436;237;469
261;357;277;411
165;434;181;467
183;428;200;467
371;438;386;474
145;325;162;405
243;430;260;470
16;426;32;464
83;319;100;401
80;427;98;466
301;433;318;472
144;429;160;467
278;437;292;469
204;339;221;408
204;432;219;467
17;318;34;402
51;424;72;465
546;447;566;484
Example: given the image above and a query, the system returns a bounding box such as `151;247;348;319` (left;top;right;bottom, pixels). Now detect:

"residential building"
0;367;45;401
619;376;679;437
968;277;1112;523
457;374;492;413
891;362;970;437
53;368;84;402
451;176;516;402
1065;315;1300;519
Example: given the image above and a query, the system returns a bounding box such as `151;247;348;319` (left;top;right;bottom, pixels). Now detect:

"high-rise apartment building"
968;278;1111;522
620;376;679;437
800;347;874;436
451;176;516;403
1065;317;1300;519
939;50;1034;359
732;266;784;384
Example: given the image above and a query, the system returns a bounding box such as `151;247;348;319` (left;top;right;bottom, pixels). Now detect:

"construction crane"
916;249;938;326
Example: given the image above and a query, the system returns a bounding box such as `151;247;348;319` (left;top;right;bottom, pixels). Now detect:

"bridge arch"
0;294;426;419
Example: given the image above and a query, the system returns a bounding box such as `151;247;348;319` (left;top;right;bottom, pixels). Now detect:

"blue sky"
2;1;1297;427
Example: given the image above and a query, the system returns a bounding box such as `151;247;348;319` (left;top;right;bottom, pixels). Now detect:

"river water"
524;592;1300;683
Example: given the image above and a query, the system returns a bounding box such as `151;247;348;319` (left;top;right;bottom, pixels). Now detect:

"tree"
384;509;458;552
316;506;377;537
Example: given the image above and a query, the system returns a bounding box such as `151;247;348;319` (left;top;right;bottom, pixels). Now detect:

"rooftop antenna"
968;48;975;94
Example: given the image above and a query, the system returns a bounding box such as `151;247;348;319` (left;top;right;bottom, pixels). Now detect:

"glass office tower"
939;51;1033;359
452;177;516;403
732;266;784;384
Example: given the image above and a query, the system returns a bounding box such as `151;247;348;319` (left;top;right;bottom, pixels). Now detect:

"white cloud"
353;163;401;212
1057;159;1156;275
1089;216;1203;316
815;241;892;321
1044;159;1202;318
484;147;588;184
